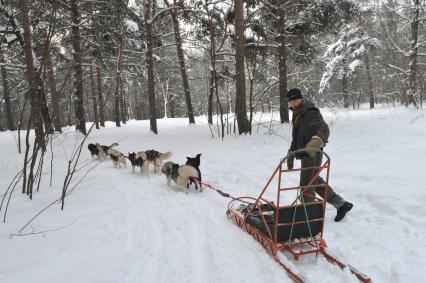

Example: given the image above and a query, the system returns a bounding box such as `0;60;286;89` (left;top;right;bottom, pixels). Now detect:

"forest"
0;0;424;138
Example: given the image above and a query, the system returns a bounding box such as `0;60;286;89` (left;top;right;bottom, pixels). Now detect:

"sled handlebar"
284;148;330;162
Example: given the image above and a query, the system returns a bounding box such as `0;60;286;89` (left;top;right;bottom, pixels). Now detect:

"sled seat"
245;202;324;243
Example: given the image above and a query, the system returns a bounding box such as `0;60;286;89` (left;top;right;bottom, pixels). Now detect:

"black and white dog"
161;161;199;193
186;154;202;191
128;151;146;174
88;142;118;160
107;147;127;168
144;150;172;174
88;143;99;159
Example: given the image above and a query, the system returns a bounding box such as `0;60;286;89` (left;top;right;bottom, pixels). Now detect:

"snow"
1;107;426;283
5;34;16;43
349;59;361;72
125;19;139;32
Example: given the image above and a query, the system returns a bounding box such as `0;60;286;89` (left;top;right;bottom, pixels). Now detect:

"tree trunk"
364;53;375;109
95;59;105;127
19;0;45;147
407;0;419;107
40;87;53;134
234;0;250;135
208;20;224;138
169;98;176;118
120;78;127;123
134;81;143;120
0;47;15;131
207;29;215;126
278;6;289;123
70;0;86;134
208;72;214;124
342;74;350;108
46;44;62;132
358;14;375;109
19;0;46;198
114;27;126;127
247;51;257;133
90;65;99;129
166;1;195;124
0;100;3;131
145;0;158;134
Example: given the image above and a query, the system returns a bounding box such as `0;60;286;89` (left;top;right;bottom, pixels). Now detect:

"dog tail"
159;151;172;161
109;143;119;148
136;151;147;160
178;165;199;179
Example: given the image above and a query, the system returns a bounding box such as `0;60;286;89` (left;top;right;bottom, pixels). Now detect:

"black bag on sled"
245;203;324;242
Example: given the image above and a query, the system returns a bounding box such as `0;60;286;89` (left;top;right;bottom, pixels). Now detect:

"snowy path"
1;108;425;283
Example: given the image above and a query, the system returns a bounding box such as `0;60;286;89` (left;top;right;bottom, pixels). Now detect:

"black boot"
335;202;353;222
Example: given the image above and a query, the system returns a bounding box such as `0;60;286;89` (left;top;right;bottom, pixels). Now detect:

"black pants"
300;152;345;209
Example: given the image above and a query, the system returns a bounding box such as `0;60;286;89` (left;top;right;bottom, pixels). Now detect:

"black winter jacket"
289;101;330;158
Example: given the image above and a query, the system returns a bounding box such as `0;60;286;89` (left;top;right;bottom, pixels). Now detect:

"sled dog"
186;154;202;191
128;151;147;174
107;148;127;168
161;161;199;192
143;150;172;174
88;142;118;160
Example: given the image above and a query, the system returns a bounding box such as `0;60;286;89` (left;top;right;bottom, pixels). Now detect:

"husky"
107;148;127;168
88;143;99;159
186;154;202;191
128;151;146;174
88;142;118;160
161;161;199;193
144;150;172;174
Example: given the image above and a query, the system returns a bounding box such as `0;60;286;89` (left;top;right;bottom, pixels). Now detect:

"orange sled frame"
226;149;371;283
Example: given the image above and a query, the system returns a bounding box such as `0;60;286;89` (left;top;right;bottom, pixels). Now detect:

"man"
286;88;353;222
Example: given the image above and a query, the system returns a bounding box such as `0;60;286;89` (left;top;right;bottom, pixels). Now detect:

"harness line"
190;178;252;204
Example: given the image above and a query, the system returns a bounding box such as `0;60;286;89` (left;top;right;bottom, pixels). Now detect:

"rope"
288;188;300;243
300;190;314;242
191;178;252;204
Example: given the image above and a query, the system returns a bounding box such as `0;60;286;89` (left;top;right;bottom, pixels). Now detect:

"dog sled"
226;149;371;283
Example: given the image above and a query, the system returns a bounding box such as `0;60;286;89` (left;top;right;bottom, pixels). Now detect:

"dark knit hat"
286;88;303;101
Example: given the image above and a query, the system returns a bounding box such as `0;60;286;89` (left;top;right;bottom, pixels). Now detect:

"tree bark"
234;0;250;134
207;28;215;125
145;0;158;134
89;65;99;129
19;0;46;198
166;0;195;124
19;0;45;147
0;47;15;131
278;6;289;123
95;59;105;127
342;74;350;108
114;28;126;127
70;0;87;134
134;81;143;120
46;44;62;132
364;52;375;109
407;0;419;107
120;78;127;123
208;71;214;124
208;20;224;138
0;99;3;131
358;14;375;109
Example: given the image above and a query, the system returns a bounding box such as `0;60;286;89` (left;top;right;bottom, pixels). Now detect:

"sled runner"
226;149;371;283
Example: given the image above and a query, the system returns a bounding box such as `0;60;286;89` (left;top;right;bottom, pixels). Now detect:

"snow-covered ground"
1;107;425;283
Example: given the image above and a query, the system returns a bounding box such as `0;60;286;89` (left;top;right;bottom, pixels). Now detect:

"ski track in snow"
1;107;425;283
